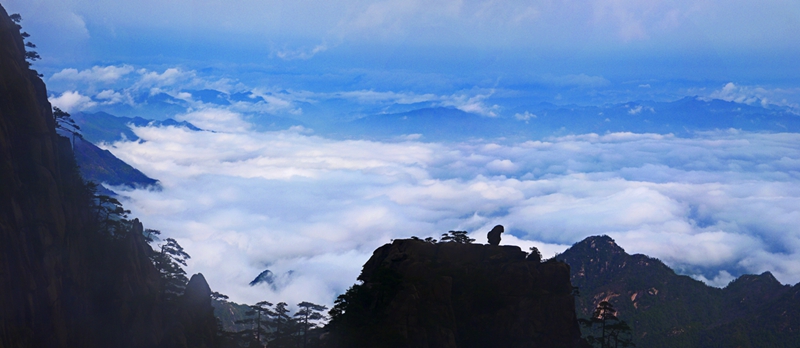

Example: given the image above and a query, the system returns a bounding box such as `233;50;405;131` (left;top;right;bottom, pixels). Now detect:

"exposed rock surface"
557;235;800;348
329;239;586;348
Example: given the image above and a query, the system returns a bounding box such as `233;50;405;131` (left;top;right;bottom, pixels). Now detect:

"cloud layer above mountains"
104;116;800;306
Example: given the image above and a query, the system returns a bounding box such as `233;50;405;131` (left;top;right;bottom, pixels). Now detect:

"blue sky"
10;0;800;95
6;0;800;306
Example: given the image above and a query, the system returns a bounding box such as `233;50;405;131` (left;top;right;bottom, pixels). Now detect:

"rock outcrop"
328;239;586;348
161;273;220;348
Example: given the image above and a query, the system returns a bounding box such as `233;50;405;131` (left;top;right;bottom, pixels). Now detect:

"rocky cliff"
327;239;586;348
0;5;217;347
0;3;108;344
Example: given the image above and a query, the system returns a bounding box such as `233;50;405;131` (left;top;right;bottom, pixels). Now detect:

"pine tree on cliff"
53;107;81;149
441;230;475;243
151;238;191;303
9;13;42;75
579;301;635;348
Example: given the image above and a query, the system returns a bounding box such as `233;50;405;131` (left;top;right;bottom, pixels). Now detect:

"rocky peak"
557;235;673;292
722;271;790;315
572;235;626;256
183;273;213;305
725;271;783;292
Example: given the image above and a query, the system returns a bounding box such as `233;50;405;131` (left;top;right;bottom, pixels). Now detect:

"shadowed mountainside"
72;135;159;190
72;111;200;144
0;5;217;347
557;235;800;347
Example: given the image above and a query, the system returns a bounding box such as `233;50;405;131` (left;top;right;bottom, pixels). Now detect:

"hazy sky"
5;1;800;307
8;0;800;88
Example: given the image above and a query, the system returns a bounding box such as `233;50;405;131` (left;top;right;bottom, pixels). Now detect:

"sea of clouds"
103;116;800;307
46;65;800;307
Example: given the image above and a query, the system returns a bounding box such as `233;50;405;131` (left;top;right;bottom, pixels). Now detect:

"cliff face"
0;3;101;345
0;5;217;347
329;239;585;348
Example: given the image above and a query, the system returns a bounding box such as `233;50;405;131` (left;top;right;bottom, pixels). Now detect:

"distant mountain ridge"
556;235;800;347
329;97;800;142
66;111;199;192
72;135;158;190
72;111;200;144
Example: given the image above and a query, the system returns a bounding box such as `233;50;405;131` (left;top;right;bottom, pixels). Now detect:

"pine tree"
440;230;474;244
270;302;299;347
234;301;273;347
294;301;328;348
151;238;191;303
579;301;635;348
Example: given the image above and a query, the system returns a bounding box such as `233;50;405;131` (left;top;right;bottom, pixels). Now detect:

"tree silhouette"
270;302;298;347
528;246;543;263
10;13;42;75
151;238;191;303
294;301;328;348
144;228;161;243
53;107;80;133
91;192;133;240
579;301;635;348
235;300;273;347
410;236;437;243
441;230;474;244
53;107;81;150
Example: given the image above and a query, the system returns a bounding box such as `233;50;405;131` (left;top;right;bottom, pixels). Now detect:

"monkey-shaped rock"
487;225;504;246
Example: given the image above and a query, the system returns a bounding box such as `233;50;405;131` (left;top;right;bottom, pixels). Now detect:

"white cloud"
332;90;439;105
442;91;500;117
514;111;536;121
136;68;195;89
275;44;329;60
103;124;800;308
48;90;97;112
176;108;251;133
691;270;736;288
627;105;654;115
95;89;134;105
486;159;518;173
707;82;800;112
50;65;134;83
